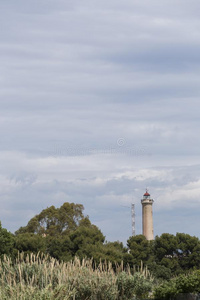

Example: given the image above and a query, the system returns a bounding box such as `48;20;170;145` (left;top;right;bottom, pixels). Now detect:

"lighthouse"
141;189;154;240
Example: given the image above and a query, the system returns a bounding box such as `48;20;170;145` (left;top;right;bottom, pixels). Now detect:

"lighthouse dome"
143;190;150;197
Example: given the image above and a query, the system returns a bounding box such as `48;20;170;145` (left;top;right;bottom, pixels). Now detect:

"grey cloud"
0;0;200;242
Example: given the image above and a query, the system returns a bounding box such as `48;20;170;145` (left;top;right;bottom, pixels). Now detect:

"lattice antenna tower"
131;203;135;236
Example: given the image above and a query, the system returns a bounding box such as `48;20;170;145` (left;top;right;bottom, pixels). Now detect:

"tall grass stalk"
0;253;154;299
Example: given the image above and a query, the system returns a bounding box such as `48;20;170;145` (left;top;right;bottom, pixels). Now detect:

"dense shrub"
154;270;200;299
0;253;154;300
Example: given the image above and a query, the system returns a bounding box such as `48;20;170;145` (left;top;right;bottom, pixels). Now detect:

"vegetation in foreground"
1;201;200;298
154;270;200;299
0;252;153;300
1;251;200;299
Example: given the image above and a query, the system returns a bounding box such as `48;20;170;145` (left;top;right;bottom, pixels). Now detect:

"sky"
1;0;200;244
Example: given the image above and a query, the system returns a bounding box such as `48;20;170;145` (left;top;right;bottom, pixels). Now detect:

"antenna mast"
131;203;135;236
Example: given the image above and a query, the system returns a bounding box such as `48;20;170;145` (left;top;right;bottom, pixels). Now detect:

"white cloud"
0;0;200;242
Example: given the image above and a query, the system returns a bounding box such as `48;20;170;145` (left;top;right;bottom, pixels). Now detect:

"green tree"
15;202;84;236
103;241;126;264
69;218;105;259
154;233;180;273
154;233;200;274
154;270;200;299
154;233;178;261
47;235;74;261
175;232;200;270
127;235;153;266
14;202;87;260
14;233;46;254
0;222;15;257
148;262;172;280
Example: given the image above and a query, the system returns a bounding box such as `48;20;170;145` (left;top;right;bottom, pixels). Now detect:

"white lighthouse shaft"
141;190;154;240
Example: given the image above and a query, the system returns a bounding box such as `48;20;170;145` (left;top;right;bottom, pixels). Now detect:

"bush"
154;270;200;299
133;273;153;299
0;253;154;300
117;272;135;299
154;280;178;300
117;271;153;299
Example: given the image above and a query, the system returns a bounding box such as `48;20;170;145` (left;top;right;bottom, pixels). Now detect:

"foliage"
0;252;154;300
128;235;155;264
154;233;178;261
46;217;105;262
152;233;200;275
117;271;136;299
15;202;84;236
47;235;73;261
0;222;15;258
133;272;153;299
175;233;200;270
69;218;105;257
1;201;200;285
148;262;172;280
117;271;153;299
154;270;200;299
102;241;126;265
14;232;46;254
154;279;178;300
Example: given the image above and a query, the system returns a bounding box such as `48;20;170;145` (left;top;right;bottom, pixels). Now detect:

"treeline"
1;202;200;280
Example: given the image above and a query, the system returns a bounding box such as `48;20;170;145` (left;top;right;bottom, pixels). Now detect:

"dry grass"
0;253;153;299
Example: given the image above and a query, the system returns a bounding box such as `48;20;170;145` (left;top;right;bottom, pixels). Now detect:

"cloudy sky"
1;0;200;244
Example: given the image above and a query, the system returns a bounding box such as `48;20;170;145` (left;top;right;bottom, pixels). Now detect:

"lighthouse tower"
141;190;154;240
